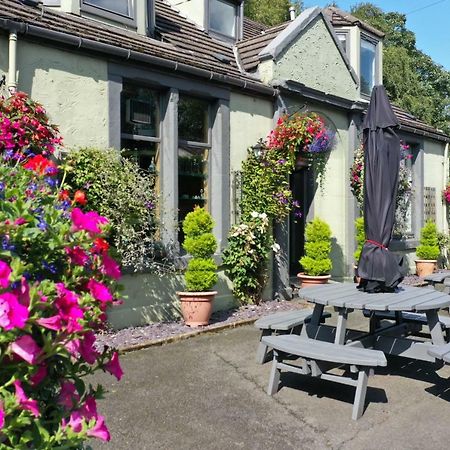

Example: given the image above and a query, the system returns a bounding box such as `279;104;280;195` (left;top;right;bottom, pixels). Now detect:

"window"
209;0;237;39
360;37;377;96
336;32;347;54
120;84;160;173
178;95;210;242
81;0;136;24
84;0;132;16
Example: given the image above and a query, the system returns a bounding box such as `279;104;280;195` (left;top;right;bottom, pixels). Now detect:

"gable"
268;15;358;101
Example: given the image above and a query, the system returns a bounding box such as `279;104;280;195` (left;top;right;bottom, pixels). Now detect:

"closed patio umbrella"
357;85;406;292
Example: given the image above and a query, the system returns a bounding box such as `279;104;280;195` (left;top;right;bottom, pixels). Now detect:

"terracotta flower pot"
177;291;217;327
297;273;331;288
415;260;437;278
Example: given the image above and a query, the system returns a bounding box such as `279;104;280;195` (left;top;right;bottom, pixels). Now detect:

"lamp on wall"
251;139;264;159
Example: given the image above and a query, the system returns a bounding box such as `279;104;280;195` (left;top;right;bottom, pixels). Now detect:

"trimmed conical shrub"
416;220;440;260
300;218;332;276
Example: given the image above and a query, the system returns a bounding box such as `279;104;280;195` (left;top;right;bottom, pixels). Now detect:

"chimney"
289;6;296;21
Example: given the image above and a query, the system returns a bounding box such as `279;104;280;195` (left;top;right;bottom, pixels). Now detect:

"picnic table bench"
254;309;331;364
262;335;387;420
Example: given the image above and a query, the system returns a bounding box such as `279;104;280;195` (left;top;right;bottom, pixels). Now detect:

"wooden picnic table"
299;283;450;363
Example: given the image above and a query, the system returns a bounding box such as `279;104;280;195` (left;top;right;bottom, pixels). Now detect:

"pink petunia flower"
55;283;84;332
37;315;63;331
14;380;40;417
14;277;30;306
87;279;113;303
79;332;99;365
31;364;48;386
14;217;27;226
0;292;29;330
65;246;90;266
71;208;108;234
104;351;123;381
58;381;80;409
100;254;121;280
0;401;4;429
11;335;41;364
87;415;111;442
0;260;12;288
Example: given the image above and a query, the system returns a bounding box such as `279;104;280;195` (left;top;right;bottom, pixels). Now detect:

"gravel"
96;275;429;351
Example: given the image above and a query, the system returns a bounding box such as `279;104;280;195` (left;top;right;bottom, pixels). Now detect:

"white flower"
250;211;259;218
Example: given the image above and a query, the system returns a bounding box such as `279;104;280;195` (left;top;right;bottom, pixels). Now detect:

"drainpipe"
8;31;18;94
289;6;296;21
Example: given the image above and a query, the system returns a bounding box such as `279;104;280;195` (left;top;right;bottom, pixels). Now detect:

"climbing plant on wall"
223;112;335;304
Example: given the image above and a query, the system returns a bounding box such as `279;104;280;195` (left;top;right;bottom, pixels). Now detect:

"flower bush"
63;147;174;274
222;212;274;304
267;112;335;188
0;93;122;448
443;185;450;204
350;141;413;236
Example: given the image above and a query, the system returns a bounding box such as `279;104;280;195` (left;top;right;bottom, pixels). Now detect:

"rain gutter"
0;18;278;98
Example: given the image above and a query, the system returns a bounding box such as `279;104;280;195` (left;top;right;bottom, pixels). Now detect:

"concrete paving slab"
91;311;450;450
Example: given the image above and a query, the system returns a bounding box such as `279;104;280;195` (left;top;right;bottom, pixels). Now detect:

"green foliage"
244;0;302;26
416;220;440;260
351;3;450;134
182;207;218;292
222;212;274;304
185;258;218;292
300;218;332;276
63;147;173;273
354;216;365;262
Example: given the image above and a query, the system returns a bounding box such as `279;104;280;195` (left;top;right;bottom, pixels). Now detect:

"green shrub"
416;220;440;260
300;218;332;276
182;207;218;291
354;216;365;262
63;147;173;272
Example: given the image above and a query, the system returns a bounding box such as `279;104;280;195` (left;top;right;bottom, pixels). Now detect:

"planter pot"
297;273;331;288
177;291;217;327
415;260;437;278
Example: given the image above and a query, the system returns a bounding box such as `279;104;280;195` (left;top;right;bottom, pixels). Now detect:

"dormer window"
82;0;136;26
360;36;377;96
208;0;241;40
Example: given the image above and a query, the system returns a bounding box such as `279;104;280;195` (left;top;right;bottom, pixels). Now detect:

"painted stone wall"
16;41;109;149
272;17;358;101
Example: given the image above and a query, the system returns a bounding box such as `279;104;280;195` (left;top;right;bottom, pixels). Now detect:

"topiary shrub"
182;207;218;291
416;220;440;260
354;216;365;263
300;218;332;276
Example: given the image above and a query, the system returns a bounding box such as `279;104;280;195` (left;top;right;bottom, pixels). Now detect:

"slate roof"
323;7;385;38
237;22;290;72
242;17;267;40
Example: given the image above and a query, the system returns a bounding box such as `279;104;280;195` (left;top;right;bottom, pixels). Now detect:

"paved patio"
92;310;450;449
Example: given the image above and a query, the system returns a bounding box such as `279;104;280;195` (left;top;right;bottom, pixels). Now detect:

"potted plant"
415;220;440;277
177;206;218;327
298;218;332;287
353;216;365;283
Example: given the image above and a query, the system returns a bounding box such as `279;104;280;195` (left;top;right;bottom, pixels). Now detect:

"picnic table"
300;283;450;362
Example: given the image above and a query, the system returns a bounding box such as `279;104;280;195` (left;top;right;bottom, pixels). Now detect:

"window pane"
178;146;208;242
360;38;376;95
209;0;236;38
121;85;159;137
178;96;209;143
336;33;347;54
121;139;158;174
84;0;130;16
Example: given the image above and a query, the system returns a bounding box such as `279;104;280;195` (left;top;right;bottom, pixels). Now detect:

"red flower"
74;190;87;205
22;155;58;176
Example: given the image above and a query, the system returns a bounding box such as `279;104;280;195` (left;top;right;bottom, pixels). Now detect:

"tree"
244;0;302;27
351;3;450;134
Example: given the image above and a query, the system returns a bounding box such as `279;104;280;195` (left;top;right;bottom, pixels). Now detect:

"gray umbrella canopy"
357;85;407;292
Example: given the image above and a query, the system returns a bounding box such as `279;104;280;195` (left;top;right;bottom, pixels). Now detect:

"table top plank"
303;283;450;312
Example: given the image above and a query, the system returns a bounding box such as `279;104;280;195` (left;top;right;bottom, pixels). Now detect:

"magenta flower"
100;254;121;280
87;279;113;303
87;415;111;442
66;246;90;266
31;364;48;386
0;260;12;288
71;208;108;234
14;277;30;307
55;283;84;332
11;335;41;364
14;217;27;226
104;351;123;381
0;401;4;429
37;315;63;331
79;332;99;365
58;381;80;409
14;380;40;417
0;292;29;330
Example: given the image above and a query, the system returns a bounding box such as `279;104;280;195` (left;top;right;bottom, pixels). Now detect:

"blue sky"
303;0;450;70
